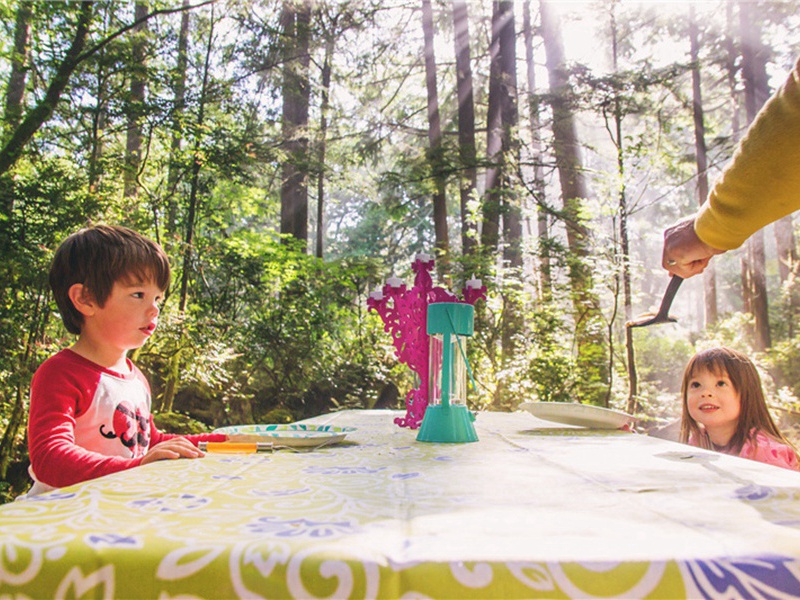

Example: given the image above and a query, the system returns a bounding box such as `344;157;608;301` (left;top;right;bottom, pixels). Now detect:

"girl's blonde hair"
679;347;798;458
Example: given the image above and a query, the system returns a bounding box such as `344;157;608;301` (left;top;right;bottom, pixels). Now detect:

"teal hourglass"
416;302;479;443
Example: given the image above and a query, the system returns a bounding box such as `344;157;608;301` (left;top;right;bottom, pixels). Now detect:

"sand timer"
416;302;479;443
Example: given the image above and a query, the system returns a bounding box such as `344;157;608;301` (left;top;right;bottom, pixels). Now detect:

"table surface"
2;409;800;599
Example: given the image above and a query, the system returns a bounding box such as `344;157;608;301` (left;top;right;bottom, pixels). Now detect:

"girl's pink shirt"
689;429;799;471
739;430;799;471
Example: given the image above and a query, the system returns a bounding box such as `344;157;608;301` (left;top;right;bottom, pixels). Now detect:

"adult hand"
662;217;724;278
140;437;204;465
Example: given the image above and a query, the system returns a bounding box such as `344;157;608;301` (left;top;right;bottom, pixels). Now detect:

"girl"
680;346;799;471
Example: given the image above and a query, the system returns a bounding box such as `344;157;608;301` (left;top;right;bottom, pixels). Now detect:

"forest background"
0;0;799;501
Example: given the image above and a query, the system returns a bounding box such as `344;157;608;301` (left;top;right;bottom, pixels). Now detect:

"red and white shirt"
27;349;223;494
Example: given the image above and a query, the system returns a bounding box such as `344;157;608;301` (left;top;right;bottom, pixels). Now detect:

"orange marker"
198;441;272;454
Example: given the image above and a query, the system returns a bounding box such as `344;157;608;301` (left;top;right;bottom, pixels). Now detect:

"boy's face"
89;278;163;352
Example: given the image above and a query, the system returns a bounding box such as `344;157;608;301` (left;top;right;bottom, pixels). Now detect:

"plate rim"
212;423;356;446
518;401;633;429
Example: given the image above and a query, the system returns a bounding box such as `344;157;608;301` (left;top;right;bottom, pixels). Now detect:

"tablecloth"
2;409;800;598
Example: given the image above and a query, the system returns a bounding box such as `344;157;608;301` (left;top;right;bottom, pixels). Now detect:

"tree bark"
498;1;521;271
3;0;33;137
280;0;312;246
689;6;718;328
539;0;608;405
481;1;503;252
522;0;550;301
452;0;477;257
421;0;449;264
605;5;635;413
167;0;191;234
124;2;148;199
161;6;215;413
738;0;770;350
315;34;334;260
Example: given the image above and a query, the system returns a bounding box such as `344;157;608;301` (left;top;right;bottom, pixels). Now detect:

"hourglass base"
416;404;479;443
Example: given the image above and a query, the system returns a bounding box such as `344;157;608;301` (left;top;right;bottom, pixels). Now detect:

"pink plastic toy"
367;254;487;429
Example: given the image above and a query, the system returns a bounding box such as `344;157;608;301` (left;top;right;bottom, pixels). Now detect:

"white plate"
519;402;633;430
213;424;356;447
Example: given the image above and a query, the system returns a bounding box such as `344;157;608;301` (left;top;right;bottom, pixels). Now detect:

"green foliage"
152;411;213;435
630;330;694;394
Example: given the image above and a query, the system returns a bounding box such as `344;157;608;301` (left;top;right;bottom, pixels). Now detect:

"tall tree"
689;5;718;328
315;29;334;260
452;0;477;258
498;1;521;271
420;0;449;264
481;1;519;263
3;0;33;138
161;5;217;413
280;0;312;246
539;0;608;405
123;1;148;199
166;0;191;239
481;1;503;252
738;0;770;350
605;3;637;413
522;0;550;301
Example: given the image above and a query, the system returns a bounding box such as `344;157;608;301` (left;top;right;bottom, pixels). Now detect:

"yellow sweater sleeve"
695;57;800;250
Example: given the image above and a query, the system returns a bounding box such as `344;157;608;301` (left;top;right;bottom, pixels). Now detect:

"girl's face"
686;366;741;443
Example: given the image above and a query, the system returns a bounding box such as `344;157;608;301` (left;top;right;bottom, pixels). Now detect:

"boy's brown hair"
49;224;171;334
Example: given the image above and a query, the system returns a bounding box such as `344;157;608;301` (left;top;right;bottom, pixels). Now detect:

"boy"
26;224;225;496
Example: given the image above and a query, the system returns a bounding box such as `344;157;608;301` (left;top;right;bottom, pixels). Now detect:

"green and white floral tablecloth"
2;409;800;598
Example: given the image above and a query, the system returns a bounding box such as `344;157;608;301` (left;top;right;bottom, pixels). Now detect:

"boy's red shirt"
27;349;224;490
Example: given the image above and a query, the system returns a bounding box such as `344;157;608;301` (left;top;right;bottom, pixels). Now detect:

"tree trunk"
498;1;520;271
315;34;334;260
167;0;191;234
481;1;503;252
689;6;718;327
605;6;635;413
421;0;449;264
161;7;215;413
539;0;608;405
522;0;550;301
775;215;797;338
3;0;33;137
738;0;770;350
124;2;148;199
87;43;108;192
452;0;477;257
497;1;522;378
280;0;311;246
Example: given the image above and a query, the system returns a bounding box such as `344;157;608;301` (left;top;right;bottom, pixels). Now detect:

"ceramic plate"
213;424;356;447
519;402;633;430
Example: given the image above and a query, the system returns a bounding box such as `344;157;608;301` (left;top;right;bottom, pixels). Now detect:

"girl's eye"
132;292;144;299
689;381;700;388
716;380;727;387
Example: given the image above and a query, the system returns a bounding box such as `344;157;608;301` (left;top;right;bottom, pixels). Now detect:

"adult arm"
664;57;800;277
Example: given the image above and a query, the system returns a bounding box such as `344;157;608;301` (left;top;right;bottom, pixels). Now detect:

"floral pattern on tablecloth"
2;409;800;599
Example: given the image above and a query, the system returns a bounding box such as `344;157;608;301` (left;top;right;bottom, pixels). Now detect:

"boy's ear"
68;283;97;317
